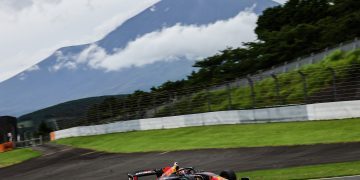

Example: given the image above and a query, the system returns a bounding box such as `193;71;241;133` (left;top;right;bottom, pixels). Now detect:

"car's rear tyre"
219;170;237;180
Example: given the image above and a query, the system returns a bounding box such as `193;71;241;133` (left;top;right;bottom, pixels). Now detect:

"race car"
128;162;249;180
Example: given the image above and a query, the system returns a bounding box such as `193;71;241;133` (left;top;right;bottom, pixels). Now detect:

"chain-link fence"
216;37;360;91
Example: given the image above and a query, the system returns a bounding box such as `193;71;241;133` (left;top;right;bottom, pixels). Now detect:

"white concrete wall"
307;100;360;120
53;100;360;140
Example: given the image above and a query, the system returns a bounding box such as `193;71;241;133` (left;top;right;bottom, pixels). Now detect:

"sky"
0;0;286;83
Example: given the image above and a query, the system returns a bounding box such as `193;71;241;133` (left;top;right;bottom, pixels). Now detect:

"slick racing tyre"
219;170;237;180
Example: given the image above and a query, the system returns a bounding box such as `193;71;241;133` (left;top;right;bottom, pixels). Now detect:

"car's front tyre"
219;170;237;180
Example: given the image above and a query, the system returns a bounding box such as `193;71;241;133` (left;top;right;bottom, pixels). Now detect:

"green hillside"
18;95;126;130
156;50;360;116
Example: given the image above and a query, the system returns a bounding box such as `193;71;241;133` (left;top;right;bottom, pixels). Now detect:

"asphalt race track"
1;142;360;180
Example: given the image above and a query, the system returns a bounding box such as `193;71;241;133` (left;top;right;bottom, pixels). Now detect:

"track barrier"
0;142;14;153
51;100;360;140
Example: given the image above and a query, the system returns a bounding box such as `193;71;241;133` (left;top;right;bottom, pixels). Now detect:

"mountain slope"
0;0;279;116
18;95;126;130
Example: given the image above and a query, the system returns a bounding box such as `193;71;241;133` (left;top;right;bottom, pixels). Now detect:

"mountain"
0;0;279;117
18;95;126;131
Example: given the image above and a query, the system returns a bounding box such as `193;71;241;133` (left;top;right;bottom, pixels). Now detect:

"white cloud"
50;51;78;72
0;0;160;82
18;73;26;80
272;0;287;4
26;65;40;72
0;0;34;12
54;11;258;72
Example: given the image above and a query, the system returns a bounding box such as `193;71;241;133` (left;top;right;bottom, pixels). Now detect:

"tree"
37;121;53;136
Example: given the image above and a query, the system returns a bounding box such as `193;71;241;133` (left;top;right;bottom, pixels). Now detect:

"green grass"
0;149;41;168
236;161;360;180
157;49;360;116
56;118;360;153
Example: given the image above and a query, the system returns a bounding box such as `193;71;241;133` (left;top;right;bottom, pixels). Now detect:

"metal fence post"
236;78;241;87
338;42;343;51
152;93;157;117
169;92;175;116
354;37;358;50
246;76;256;108
324;47;329;59
283;62;288;73
206;88;212;112
137;96;141;119
327;67;338;101
296;58;301;69
121;101;126;120
187;94;192;114
226;83;232;110
271;74;282;105
298;71;308;103
310;53;314;64
173;92;177;115
39;135;43;145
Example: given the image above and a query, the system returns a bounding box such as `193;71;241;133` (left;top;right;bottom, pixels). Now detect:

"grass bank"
157;50;360;116
0;149;41;168
237;161;360;180
56;118;360;153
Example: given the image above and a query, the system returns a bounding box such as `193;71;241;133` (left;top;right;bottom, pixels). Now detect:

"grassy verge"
236;161;360;180
157;49;360;116
0;149;41;168
56;118;360;153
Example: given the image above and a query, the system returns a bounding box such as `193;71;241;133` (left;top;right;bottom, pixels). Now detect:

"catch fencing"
212;38;360;91
49;38;360;130
52;100;360;140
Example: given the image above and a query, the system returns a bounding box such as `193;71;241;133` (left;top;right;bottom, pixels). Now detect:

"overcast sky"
0;0;286;83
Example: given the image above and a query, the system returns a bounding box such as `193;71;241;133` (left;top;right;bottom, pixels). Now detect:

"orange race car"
128;162;249;180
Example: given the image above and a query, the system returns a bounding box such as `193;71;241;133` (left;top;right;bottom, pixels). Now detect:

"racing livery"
128;162;249;180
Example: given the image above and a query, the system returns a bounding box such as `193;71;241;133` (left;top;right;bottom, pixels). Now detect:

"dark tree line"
181;0;360;87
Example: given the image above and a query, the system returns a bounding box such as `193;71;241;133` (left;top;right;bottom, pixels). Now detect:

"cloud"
26;65;40;72
16;64;40;81
0;0;159;82
50;51;77;72
0;0;33;12
18;73;26;80
54;10;258;72
272;0;287;4
50;44;107;72
0;0;62;12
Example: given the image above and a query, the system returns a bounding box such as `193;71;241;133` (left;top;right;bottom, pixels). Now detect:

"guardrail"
15;137;44;149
